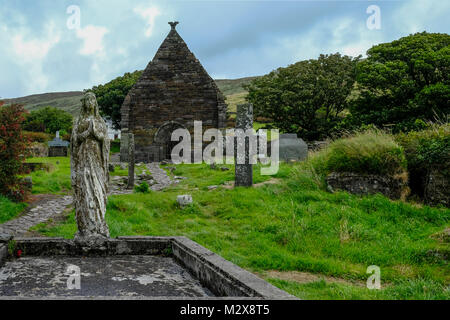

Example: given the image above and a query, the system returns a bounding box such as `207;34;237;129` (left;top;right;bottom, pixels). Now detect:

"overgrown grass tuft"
323;130;407;176
269;278;450;300
0;195;27;223
26;157;72;194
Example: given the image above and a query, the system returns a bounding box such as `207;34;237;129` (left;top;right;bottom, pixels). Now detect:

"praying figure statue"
71;92;110;241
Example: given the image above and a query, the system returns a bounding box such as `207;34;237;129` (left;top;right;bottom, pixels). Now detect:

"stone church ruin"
120;22;227;162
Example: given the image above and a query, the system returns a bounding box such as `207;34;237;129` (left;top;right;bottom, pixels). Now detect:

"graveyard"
0;2;449;304
0;146;448;299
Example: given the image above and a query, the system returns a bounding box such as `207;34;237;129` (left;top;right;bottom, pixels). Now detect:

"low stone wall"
1;236;296;299
326;172;408;200
27;143;48;158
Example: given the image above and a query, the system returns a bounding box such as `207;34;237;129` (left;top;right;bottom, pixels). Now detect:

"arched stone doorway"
154;121;187;161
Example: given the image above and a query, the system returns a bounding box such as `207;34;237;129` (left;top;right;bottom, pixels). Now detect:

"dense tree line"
90;32;449;140
23;107;73;136
245;53;360;140
247;32;449;140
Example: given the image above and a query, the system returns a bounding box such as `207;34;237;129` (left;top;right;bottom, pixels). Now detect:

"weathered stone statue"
71;92;110;241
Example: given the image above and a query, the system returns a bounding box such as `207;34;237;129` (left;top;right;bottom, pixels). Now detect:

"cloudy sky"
0;0;448;98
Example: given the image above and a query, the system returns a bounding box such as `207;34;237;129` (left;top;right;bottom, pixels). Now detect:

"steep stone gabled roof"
121;22;227;132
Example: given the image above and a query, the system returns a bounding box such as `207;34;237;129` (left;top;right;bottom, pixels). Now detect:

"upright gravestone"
235;104;253;187
278;134;308;162
70;92;110;241
127;133;135;189
48;130;70;157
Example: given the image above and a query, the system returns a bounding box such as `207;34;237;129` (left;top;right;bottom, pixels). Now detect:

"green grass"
0;196;27;223
323;130;407;176
34;160;450;299
269;278;450;300
25;157;72;194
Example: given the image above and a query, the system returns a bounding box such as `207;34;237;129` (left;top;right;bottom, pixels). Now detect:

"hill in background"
3;77;257;117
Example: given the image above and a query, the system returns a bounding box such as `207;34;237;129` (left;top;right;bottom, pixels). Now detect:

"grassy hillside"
4;91;84;116
3;77;257;117
216;77;258;114
215;76;258;96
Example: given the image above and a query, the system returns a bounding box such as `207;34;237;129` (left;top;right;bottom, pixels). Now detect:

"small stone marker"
127;133;135;189
108;164;115;172
235;103;253;187
48;130;70;157
177;195;193;207
278;134;308;162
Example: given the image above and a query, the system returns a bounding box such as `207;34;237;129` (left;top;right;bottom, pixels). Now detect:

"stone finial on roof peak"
169;21;179;30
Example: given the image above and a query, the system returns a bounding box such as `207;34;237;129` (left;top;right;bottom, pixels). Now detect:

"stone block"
177;195;193;207
278;134;308;162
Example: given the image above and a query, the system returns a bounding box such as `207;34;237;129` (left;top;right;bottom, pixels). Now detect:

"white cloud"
134;6;161;37
12;22;60;63
76;25;109;56
394;0;450;33
8;22;61;93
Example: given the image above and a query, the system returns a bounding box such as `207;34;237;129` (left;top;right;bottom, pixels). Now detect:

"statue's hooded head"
81;92;100;117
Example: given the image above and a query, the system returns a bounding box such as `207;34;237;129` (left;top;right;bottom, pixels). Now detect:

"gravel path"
147;163;176;191
0;195;73;237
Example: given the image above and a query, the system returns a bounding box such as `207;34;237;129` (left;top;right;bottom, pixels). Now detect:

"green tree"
90;70;143;129
24;107;73;134
350;32;450;132
245;53;360;141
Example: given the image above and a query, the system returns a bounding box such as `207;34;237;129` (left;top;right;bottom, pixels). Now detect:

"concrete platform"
0;236;296;300
0;256;213;298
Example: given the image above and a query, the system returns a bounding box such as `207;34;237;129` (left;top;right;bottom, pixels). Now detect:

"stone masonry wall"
121;23;227;162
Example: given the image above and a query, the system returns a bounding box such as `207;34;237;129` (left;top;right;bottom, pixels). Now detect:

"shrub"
23;107;73;134
320;130;407;176
350;32;450;133
0;102;31;202
134;182;150;194
395;123;450;196
246;53;360;140
23;131;52;143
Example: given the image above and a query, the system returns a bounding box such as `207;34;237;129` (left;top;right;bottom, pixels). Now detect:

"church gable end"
120;22;227;162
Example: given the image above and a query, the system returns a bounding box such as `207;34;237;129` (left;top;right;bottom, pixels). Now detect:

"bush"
0;102;31;202
246;53;360;140
319;130;407;176
23;131;52;143
134;182;150;194
395;123;450;196
350;32;450;133
23;107;73;134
